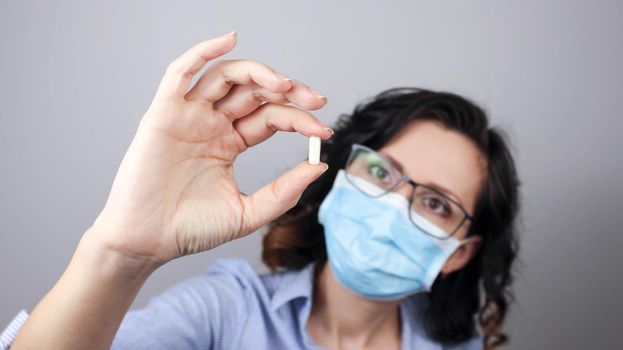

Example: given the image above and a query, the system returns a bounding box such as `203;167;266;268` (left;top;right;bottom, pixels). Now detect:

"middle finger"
213;80;328;119
185;59;291;102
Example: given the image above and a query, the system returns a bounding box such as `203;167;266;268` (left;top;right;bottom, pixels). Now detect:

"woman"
6;32;520;350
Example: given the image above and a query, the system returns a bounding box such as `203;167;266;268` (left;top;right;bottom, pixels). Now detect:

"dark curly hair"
262;87;520;349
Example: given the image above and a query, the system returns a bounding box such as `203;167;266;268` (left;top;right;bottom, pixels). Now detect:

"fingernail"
224;30;237;38
324;127;334;136
276;72;293;83
309;89;328;101
321;163;329;172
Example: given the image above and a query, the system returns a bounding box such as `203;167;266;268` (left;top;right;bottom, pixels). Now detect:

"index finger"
154;32;238;100
232;103;334;148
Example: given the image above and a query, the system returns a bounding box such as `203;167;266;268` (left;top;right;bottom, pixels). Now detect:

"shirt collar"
269;262;316;312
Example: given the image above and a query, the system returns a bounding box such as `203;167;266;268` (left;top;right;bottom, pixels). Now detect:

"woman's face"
377;119;487;273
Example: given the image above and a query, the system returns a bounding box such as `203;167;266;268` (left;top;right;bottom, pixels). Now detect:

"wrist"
78;226;162;285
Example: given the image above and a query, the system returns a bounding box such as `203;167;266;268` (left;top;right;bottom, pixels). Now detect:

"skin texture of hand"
91;31;332;266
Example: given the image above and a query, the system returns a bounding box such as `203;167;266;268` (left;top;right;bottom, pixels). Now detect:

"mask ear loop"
457;236;473;247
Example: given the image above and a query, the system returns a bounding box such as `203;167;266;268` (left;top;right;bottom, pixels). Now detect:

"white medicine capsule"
308;136;321;165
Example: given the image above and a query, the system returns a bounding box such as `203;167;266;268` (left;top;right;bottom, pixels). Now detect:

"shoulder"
202;257;284;301
145;257;291;316
183;257;296;317
113;257;280;349
144;257;265;311
205;256;302;298
202;256;262;292
160;257;276;316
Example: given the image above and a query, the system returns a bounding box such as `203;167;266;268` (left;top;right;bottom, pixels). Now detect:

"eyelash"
420;195;452;216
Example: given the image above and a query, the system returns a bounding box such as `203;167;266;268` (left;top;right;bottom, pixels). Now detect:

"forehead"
379;120;487;212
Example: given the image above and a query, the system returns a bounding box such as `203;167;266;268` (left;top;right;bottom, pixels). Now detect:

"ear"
440;235;482;275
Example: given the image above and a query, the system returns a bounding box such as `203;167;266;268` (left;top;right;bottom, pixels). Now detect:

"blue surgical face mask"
318;170;466;301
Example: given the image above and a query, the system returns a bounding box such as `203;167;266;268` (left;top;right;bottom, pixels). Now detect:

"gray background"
1;1;622;349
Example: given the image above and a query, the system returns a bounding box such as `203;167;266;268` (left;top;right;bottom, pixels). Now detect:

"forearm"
11;228;159;350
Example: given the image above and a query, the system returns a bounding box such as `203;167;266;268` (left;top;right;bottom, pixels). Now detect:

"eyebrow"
378;151;466;207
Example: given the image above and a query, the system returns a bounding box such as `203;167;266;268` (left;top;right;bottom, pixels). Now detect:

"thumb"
239;161;329;236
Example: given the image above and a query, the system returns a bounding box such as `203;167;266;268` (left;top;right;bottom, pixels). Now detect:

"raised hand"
90;31;332;264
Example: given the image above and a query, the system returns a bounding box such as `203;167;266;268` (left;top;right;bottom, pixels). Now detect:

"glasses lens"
344;144;468;239
345;146;401;197
410;186;465;238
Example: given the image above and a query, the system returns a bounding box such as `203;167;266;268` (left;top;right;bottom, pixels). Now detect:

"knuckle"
166;60;187;77
238;58;260;66
165;60;179;73
270;180;282;202
212;59;229;67
252;91;267;102
265;118;278;133
213;59;239;70
241;59;272;74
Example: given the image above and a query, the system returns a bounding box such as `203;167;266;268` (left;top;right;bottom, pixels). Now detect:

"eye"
367;163;391;183
420;194;452;217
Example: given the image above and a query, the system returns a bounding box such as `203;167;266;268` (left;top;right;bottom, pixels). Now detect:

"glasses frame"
344;143;474;239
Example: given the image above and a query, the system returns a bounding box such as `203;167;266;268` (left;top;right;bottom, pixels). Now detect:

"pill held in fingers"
308;136;321;165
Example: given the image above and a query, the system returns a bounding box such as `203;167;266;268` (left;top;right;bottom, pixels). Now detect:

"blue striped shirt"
2;258;482;349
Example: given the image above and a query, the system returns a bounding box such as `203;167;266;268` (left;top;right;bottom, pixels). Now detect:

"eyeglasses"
344;144;473;239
